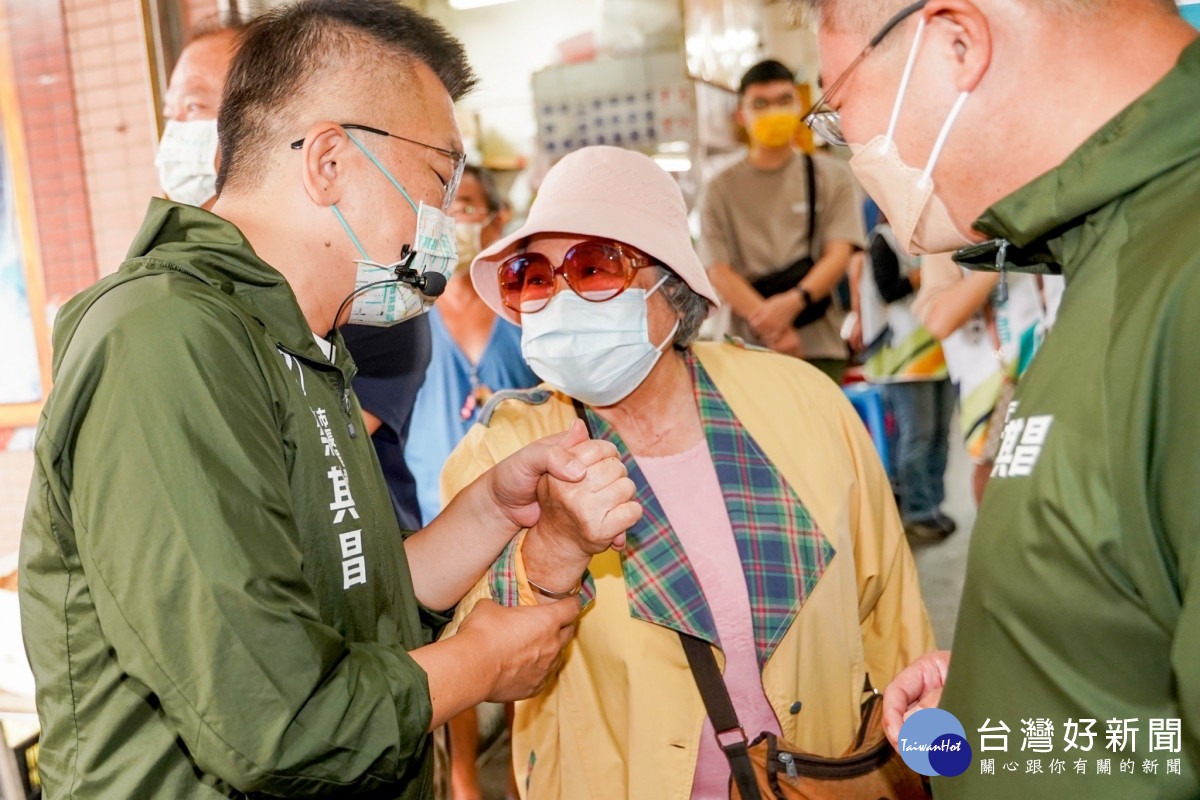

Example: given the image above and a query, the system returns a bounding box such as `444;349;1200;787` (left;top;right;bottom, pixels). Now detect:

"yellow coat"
442;342;935;799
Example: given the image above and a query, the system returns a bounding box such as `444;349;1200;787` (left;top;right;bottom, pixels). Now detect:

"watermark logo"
897;708;973;777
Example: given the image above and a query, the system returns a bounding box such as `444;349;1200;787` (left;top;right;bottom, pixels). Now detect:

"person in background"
406;165;538;527
156;16;244;210
22;3;635;796
342;315;434;530
410;165;538;800
154;11;433;531
796;0;1199;795
443;145;933;798
910;253;1056;505
698;59;864;382
862;218;956;540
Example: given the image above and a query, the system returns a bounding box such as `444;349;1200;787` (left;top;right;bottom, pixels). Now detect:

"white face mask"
848;18;974;256
455;219;487;272
520;275;679;407
332;133;457;327
156;119;219;207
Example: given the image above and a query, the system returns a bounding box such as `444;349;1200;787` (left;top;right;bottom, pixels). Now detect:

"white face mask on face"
156;119;219;207
848;18;974;256
520;274;680;407
455;218;491;272
331;133;457;327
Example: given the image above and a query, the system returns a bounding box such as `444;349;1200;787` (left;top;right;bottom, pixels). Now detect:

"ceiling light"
653;155;693;173
448;0;518;9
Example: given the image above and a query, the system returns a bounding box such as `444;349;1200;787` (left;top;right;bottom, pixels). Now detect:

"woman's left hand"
521;436;642;593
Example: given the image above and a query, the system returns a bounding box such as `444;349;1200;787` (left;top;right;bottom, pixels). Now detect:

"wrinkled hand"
458;598;581;703
524;436;642;591
486;420;590;530
749;292;801;342
763;326;805;359
882;650;952;748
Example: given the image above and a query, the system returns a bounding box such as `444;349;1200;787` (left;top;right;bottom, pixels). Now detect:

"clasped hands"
750;291;805;358
491;419;642;597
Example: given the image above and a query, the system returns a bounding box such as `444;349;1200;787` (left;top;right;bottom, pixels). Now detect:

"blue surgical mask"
520;274;679;407
332;133;457;326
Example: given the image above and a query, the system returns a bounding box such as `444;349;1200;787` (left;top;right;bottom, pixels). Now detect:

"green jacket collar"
124;198;353;373
956;37;1200;277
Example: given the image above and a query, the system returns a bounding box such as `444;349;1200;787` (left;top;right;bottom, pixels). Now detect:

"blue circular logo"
896;708;973;777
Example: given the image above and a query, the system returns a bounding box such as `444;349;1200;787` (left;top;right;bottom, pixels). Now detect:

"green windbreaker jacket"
21;200;444;798
938;38;1200;798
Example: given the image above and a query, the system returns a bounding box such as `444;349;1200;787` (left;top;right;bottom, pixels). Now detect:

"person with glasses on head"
438;145;935;799
20;2;640;797
405;165;538;530
697;59;866;384
794;0;1200;796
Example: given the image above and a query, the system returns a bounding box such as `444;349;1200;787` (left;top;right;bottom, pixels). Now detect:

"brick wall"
64;0;161;277
0;0;218;560
187;0;220;29
1;0;97;307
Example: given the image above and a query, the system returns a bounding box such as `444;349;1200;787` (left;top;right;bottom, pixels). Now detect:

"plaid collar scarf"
582;350;835;666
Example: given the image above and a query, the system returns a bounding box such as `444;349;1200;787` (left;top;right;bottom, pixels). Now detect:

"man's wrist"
795;286;813;310
456;623;500;700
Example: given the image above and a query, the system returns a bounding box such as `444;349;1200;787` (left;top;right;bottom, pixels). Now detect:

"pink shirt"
637;440;783;799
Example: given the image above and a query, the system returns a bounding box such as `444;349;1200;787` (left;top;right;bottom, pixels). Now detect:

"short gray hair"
790;0;1177;35
655;265;709;349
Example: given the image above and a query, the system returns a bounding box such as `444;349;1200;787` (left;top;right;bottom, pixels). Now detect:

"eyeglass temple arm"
871;0;930;48
803;0;930;118
290;123;390;150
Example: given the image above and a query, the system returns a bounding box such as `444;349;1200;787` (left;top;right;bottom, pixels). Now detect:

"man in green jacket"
795;0;1199;797
20;2;640;797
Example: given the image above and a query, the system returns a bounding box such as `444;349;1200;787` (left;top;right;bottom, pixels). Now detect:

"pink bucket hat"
470;146;720;324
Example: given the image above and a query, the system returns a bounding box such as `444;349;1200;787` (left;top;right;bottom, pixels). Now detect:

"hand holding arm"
521;437;642;598
410;597;581;728
406;421;590;611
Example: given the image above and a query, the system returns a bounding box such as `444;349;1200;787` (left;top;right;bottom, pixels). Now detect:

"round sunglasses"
498;240;658;314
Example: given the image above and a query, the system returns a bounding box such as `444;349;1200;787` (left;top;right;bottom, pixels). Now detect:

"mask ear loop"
655;319;682;353
883;17;928;148
331;204;371;261
919;91;970;189
345;132;419;214
333;130;426;270
645;271;671;299
644;270;680;350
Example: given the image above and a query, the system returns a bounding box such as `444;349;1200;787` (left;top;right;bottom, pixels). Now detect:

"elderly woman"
443;146;934;799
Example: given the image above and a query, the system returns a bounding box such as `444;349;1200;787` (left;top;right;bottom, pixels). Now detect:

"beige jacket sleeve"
836;391;939;681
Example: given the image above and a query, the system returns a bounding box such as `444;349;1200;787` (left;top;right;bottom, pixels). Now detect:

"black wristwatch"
797;287;813;309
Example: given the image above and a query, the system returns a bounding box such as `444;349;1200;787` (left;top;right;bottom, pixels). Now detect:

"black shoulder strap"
570;398;593;436
805;152;818;260
678;632;762;800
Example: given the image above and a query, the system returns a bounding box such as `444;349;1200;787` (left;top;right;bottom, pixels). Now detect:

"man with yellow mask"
699;59;865;381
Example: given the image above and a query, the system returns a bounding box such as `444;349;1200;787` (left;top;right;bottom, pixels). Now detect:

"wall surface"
425;0;601;164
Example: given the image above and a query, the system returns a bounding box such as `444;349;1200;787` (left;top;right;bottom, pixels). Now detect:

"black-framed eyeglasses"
801;0;928;147
290;123;467;211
